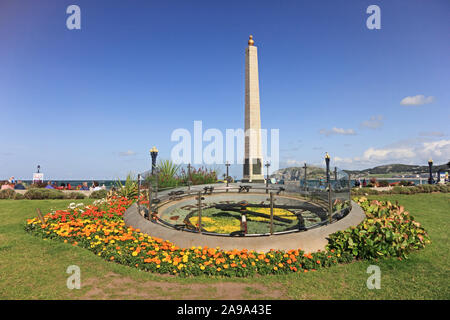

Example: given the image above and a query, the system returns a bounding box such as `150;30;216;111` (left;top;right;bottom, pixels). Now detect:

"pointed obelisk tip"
248;35;254;46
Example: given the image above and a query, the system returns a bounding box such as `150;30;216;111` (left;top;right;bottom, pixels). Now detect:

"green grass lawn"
0;193;448;299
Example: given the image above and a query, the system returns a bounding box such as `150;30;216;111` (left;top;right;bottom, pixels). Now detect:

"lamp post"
325;153;332;224
303;162;307;190
187;163;192;190
428;158;434;184
225;161;230;190
325;152;331;184
265;161;271;193
150;146;158;175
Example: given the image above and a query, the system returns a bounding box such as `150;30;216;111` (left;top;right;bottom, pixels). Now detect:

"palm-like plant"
158;160;180;178
155;160;181;189
115;173;138;198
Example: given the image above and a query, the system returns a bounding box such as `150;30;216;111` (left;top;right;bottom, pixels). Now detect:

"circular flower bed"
25;196;430;277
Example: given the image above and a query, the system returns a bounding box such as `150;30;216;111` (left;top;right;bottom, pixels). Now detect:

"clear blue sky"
1;0;449;180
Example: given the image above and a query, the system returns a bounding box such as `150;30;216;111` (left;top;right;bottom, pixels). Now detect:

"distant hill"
271;163;449;180
343;163;449;177
270;165;326;181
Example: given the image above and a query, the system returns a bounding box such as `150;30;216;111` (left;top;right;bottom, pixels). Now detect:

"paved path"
124;201;365;253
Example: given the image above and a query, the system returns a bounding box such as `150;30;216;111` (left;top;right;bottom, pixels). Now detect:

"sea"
18;178;431;190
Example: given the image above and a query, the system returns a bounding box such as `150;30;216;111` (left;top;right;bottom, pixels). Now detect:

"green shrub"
14;192;25;200
351;187;378;195
392;186;404;194
351;183;450;196
327;197;430;259
64;192;86;199
89;189;107;199
0;189;17;199
24;189;44;199
46;189;64;199
24;189;64;199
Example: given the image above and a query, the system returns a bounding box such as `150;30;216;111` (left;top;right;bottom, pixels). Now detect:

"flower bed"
25;196;430;277
327;197;431;259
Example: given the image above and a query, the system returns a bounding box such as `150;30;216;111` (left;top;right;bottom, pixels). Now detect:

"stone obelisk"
243;35;264;183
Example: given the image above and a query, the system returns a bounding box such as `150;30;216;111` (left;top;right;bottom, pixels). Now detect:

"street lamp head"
150;146;158;154
428;158;433;165
325;152;330;160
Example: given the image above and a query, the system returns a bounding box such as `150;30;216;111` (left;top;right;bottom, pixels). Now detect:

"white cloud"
361;115;383;129
419;131;445;137
284;159;306;166
400;95;434;106
119;150;137;156
333;139;450;169
422;140;450;157
319;127;356;136
361;147;416;161
334;156;353;164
